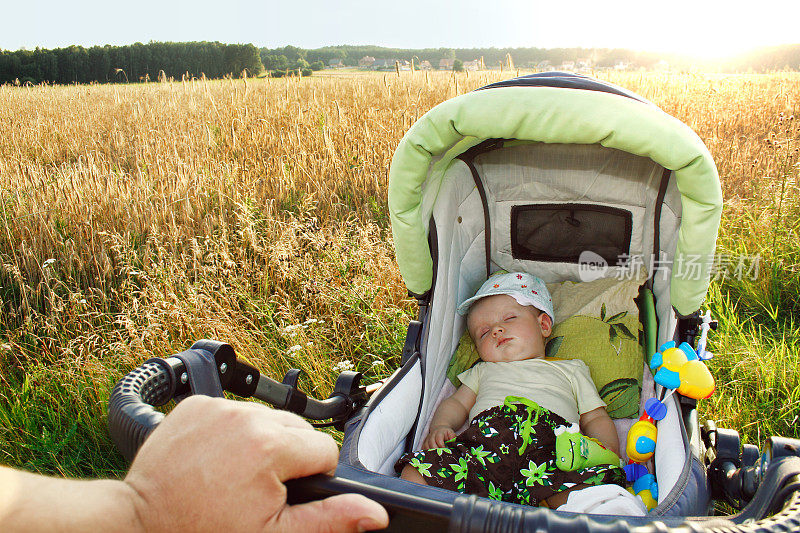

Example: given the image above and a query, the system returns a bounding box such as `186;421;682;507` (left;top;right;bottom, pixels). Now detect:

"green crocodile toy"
554;425;623;472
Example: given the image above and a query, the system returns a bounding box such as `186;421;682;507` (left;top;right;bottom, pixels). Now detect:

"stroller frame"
108;73;800;532
109;337;800;531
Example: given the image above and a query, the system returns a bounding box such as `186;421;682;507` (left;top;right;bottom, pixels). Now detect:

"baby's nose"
492;325;504;336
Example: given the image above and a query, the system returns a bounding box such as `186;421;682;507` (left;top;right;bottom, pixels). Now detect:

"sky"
3;0;799;59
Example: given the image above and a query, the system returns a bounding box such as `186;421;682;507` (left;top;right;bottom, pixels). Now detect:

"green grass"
703;283;800;445
0;72;798;491
0;207;411;477
0;361;126;478
699;204;800;445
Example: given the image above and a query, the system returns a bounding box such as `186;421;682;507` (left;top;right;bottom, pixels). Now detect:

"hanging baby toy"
624;341;715;509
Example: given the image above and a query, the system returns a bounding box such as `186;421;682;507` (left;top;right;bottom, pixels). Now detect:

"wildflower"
333;360;354;372
303;318;319;325
42;259;56;268
78;299;87;304
371;359;384;367
282;324;303;335
287;345;302;355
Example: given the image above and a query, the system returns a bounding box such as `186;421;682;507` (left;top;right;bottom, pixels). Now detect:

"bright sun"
534;1;799;61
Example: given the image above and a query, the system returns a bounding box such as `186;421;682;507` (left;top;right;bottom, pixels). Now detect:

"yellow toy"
626;416;658;463
649;341;715;399
624;341;716;511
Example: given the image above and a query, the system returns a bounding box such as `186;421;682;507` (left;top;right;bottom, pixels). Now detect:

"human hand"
423;425;456;449
123;395;388;533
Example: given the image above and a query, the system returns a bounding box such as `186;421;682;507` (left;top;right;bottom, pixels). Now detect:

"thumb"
270;494;389;533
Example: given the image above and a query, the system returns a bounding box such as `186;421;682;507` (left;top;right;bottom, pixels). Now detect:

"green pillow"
446;274;645;419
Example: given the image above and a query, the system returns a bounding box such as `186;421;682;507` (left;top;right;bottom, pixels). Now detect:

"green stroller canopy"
388;73;722;316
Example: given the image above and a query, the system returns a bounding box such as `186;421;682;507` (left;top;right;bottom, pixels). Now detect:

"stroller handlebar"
108;360;170;461
107;346;359;462
108;345;800;533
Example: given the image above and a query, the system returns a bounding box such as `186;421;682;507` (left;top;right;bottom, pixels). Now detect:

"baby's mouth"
496;337;511;347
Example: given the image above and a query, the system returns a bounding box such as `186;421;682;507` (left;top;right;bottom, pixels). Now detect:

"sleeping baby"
396;271;627;508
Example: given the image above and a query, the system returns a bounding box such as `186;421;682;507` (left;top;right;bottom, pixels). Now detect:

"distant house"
328;58;344;68
397;60;412;71
536;60;552;70
614;61;631;70
418;60;432;70
358;56;375;68
371;58;395;70
463;59;481;71
654;59;669;71
560;61;575;71
576;58;592;70
439;58;455;70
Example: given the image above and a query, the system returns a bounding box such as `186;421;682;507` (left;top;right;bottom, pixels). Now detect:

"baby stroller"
109;73;800;532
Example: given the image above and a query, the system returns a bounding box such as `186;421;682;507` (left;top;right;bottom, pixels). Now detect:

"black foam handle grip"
108;360;175;462
450;496;636;533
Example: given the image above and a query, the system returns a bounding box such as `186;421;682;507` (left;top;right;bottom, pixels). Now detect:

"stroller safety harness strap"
457;139;503;280
648;166;673;290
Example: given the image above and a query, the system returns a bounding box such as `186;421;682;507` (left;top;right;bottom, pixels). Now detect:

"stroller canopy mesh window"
388;73;722;316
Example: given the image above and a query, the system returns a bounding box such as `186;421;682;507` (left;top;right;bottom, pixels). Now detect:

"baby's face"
467;294;552;363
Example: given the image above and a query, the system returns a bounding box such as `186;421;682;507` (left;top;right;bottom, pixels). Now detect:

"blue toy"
625;341;716;510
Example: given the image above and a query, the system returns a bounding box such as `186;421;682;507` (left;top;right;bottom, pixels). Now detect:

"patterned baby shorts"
395;396;627;506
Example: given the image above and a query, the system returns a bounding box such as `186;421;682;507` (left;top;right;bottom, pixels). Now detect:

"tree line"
3;41;799;85
0;42;263;85
260;44;682;70
263;44;800;72
261;45;654;69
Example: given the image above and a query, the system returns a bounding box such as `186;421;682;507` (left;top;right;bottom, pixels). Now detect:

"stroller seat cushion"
447;273;645;419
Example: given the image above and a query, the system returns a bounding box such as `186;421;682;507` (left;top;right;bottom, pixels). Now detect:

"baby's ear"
538;312;553;337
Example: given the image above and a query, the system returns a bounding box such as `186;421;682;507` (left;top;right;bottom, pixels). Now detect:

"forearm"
0;466;142;532
581;413;620;456
429;397;469;431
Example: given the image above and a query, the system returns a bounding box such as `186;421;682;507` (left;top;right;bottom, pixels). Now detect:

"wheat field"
0;70;798;478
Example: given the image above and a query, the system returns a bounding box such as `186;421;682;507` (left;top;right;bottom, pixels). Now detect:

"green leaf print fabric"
395;399;627;506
